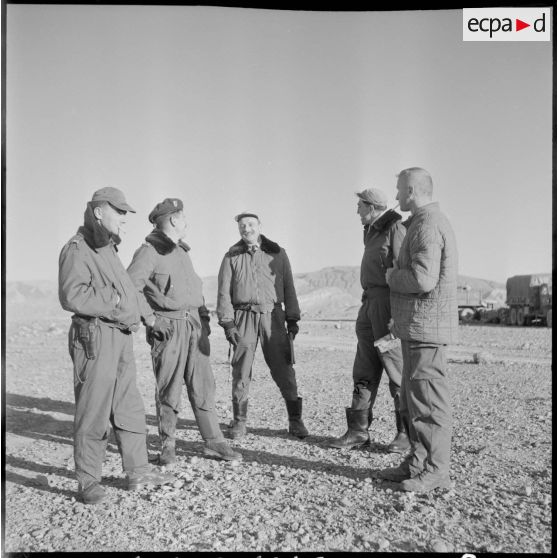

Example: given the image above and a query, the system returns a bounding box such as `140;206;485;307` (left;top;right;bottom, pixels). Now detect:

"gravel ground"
3;306;553;554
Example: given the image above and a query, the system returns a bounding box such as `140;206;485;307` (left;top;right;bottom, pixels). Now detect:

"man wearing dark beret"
58;187;174;504
217;212;308;440
127;198;241;465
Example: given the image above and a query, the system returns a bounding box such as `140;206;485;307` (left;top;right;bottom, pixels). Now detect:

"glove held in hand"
221;321;240;347
286;319;299;340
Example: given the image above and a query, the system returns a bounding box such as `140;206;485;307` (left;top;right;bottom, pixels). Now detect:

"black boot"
285;397;309;438
229;400;248;439
328;408;370;449
387;410;411;453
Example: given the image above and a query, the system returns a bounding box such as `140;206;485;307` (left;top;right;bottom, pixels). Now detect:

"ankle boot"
229;400;248;439
328;408;370;449
387;411;411;453
285;397;309;438
203;440;243;461
375;454;414;481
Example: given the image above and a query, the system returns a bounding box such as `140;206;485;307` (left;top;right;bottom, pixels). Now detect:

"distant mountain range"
5;267;506;320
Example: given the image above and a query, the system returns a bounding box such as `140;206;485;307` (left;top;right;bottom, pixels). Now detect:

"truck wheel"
516;309;525;326
509;307;517;326
498;308;508;324
547;309;552;328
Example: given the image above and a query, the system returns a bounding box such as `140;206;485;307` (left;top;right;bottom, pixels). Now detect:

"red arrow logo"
516;19;530;31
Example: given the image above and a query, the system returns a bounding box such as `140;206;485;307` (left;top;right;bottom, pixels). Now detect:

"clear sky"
5;5;554;284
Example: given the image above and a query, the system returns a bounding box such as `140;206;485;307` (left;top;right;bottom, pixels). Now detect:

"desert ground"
3;301;553;554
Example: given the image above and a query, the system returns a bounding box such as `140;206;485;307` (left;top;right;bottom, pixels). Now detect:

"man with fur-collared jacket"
59;187;174;505
327;187;410;454
127;198;241;466
217;211;308;440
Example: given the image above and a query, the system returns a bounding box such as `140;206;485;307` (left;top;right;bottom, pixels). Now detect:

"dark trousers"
70;322;148;489
231;308;299;405
150;316;224;445
352;291;403;410
400;340;452;477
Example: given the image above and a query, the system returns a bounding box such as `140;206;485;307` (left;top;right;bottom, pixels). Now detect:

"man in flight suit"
58;187;173;505
217;211;309;440
127;198;241;465
328;188;410;453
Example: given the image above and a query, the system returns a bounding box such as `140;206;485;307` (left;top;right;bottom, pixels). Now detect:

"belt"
74;315;134;334
155;307;200;320
233;302;282;313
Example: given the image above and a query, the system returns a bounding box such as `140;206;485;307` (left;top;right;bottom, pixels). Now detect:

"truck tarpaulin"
506;274;552;305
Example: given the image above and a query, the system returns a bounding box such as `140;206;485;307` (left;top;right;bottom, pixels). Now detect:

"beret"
149;198;183;223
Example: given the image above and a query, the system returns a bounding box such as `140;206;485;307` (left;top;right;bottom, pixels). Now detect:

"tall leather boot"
387;410;411;454
229;400;248;439
327;408;370;449
157;402;177;466
285;397;309;439
159;437;176;466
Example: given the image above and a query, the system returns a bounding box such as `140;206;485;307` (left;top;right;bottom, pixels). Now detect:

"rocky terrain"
3;294;553;554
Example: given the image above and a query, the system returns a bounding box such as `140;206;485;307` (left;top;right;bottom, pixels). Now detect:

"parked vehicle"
457;285;484;322
505;274;552;327
477;305;508;324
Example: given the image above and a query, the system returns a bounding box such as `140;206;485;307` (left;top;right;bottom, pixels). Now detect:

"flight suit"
127;229;225;450
352;209;406;414
59;205;151;490
217;233;307;438
217;235;300;407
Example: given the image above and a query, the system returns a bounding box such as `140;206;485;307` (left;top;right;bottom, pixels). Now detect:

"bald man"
379;167;458;493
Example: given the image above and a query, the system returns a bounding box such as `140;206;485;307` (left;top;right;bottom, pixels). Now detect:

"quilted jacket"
388;202;458;344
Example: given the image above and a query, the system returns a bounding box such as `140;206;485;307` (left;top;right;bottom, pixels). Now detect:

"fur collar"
145;229;190;255
228;234;281;256
79;203;121;250
371;209;402;231
364;209;402;239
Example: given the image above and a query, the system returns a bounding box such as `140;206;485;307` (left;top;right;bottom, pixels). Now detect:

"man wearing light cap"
58;187;174;505
217;211;308;439
127;198;241;464
327;187;410;454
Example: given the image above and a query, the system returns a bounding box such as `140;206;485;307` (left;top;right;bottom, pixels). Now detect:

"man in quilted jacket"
380;167;458;493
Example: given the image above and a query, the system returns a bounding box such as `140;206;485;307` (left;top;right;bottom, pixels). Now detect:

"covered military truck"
506;274;552;327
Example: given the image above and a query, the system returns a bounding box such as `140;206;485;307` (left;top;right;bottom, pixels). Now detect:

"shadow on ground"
5;392;403;495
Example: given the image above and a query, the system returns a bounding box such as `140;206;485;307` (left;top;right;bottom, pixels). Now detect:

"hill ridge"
6;267;507;319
